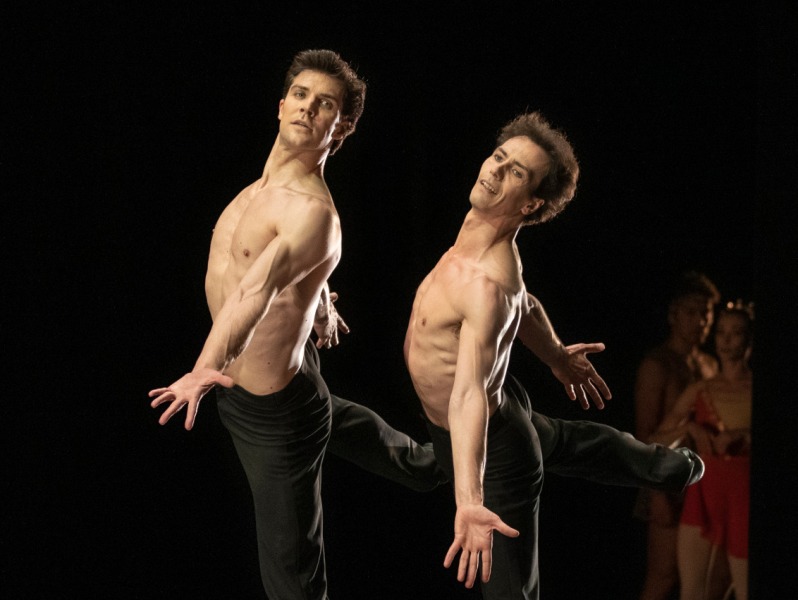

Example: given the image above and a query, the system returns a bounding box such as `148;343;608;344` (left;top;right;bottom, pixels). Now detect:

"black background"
2;2;795;598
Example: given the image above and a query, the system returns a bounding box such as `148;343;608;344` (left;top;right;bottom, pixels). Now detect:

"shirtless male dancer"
403;112;705;599
634;271;721;600
149;49;368;600
149;52;703;598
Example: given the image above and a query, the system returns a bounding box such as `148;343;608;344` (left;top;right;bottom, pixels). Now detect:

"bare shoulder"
420;257;504;313
289;190;339;227
639;352;667;371
449;266;517;330
640;344;680;375
460;271;510;303
636;353;668;385
644;344;671;364
253;185;340;237
252;183;335;212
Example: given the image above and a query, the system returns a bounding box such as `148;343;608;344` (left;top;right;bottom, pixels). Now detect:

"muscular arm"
150;202;340;429
195;205;338;371
448;283;505;510
444;279;519;588
516;292;610;409
516;292;567;365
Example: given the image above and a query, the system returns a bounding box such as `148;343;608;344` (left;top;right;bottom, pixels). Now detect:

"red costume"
680;386;750;558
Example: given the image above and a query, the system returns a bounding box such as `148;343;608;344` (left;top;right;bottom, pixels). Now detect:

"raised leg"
326;394;447;492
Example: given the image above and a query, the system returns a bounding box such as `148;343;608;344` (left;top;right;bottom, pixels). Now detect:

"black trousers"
216;340;693;600
422;375;697;600
504;375;694;491
328;371;693;495
327;394;446;491
426;379;545;600
216;350;331;600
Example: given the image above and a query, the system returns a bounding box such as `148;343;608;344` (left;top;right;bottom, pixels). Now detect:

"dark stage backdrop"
3;2;794;599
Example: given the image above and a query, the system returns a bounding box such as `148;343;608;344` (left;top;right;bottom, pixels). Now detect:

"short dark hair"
669;270;721;306
282;49;367;155
496;111;579;225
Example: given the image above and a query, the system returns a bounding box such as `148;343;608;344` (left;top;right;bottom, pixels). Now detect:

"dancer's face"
714;312;750;361
278;70;348;152
669;294;714;347
469;136;550;220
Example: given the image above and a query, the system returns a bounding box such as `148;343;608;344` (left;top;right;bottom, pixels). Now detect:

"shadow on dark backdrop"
2;2;793;598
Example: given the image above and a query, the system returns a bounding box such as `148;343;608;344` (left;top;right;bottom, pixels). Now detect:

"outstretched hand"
313;291;350;349
443;504;520;589
550;342;612;410
149;368;234;430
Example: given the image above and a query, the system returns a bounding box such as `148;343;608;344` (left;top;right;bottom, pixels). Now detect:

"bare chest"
412;270;462;342
210;190;291;269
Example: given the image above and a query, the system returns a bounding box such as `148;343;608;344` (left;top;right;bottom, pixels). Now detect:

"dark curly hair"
282;49;367;155
496;111;579;225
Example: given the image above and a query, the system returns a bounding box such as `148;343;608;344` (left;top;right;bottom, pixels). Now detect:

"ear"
278;98;285;120
331;119;352;140
521;197;544;216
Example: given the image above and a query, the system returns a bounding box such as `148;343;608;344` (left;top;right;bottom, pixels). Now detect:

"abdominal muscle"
404;316;506;430
222;291;315;395
405;307;512;430
406;342;457;428
203;185;336;396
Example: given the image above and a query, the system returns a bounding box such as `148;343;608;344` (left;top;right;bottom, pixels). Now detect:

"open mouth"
480;180;497;194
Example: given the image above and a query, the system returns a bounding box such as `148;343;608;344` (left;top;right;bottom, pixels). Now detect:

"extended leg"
532;414;702;491
326;394;447;492
504;374;702;492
